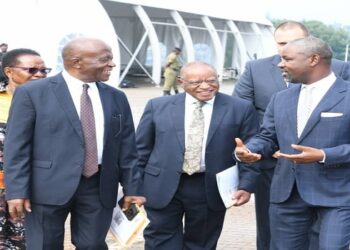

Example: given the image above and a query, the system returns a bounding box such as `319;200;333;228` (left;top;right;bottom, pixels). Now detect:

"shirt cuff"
319;150;326;163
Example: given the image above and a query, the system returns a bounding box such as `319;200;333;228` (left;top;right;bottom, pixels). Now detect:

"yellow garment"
0;91;12;123
163;52;180;91
166;52;180;71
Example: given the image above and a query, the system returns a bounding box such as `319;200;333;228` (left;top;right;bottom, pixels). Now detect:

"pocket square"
321;112;343;117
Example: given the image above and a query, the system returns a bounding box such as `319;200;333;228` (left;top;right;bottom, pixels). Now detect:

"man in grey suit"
235;36;350;249
233;21;350;250
4;37;145;250
136;61;260;249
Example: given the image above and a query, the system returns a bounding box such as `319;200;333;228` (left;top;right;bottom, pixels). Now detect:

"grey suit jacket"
245;78;350;206
4;73;140;208
136;92;260;211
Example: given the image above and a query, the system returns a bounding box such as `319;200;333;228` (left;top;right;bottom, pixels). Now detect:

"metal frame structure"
100;0;275;85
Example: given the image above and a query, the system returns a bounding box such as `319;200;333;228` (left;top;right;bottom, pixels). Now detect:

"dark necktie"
81;84;98;177
183;101;205;175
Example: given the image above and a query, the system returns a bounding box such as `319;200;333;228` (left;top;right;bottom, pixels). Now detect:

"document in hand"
216;165;239;208
109;201;149;247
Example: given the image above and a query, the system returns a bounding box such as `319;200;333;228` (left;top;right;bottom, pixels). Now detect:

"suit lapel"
285;85;301;141
170;94;186;151
206;93;227;146
298;79;347;142
96;82;109;146
51;74;83;141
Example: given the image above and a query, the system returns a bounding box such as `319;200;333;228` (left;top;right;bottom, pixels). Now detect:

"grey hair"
288;36;333;65
179;61;217;76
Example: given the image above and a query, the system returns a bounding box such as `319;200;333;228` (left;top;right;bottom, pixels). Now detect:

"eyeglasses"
11;66;52;75
178;77;219;86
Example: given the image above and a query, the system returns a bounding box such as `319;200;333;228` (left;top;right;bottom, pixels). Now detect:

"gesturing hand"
234;138;261;163
275;144;324;164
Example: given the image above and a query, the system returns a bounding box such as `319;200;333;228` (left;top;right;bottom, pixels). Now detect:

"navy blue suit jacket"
4;73;140;208
246;78;350;206
136;92;260;211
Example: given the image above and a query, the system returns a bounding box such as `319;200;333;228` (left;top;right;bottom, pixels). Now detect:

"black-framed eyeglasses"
178;77;219;86
11;66;52;75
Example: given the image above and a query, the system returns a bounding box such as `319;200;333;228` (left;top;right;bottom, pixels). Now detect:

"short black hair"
174;47;182;52
1;48;41;81
0;43;7;47
274;21;309;36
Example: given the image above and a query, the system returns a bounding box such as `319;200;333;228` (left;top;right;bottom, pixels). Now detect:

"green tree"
271;19;350;60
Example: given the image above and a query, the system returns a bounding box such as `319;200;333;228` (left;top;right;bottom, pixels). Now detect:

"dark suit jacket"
4;73;139;208
245;78;350;206
233;55;350;169
136;92;260;211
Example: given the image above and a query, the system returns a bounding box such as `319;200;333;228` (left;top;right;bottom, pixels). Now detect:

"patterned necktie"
183;101;205;175
297;86;314;137
81;84;98;177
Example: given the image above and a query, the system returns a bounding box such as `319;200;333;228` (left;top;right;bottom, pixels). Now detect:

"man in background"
233;21;350;250
163;47;182;95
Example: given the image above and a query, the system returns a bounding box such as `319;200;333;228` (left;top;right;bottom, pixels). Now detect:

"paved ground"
64;79;257;249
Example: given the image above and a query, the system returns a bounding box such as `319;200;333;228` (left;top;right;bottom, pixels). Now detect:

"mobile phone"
118;199;140;221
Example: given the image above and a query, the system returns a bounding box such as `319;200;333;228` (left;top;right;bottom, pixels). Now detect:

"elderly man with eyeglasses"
136;61;261;250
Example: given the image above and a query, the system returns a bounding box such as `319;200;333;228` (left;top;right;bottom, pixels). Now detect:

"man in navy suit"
233;21;350;250
235;36;350;249
136;61;260;249
4;37;145;250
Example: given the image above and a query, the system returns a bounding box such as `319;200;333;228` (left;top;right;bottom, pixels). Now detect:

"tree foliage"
271;19;350;60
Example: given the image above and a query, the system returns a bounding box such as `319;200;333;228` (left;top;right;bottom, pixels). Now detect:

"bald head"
179;61;217;78
274;21;310;55
62;37;109;65
61;37;115;82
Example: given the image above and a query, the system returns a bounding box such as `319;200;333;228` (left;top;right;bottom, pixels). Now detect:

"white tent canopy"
1;0;276;87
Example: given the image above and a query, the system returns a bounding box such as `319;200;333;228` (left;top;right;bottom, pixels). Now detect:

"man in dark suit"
233;21;350;250
136;61;260;249
235;36;350;249
3;37;145;250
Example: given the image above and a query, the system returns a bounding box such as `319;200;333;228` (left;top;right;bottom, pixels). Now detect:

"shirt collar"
185;93;215;106
301;72;336;90
62;70;96;89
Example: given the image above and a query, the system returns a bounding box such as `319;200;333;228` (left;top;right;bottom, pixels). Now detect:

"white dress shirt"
184;93;215;172
297;72;336;133
62;70;105;164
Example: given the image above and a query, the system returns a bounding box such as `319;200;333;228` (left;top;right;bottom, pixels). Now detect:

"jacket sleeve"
232;61;255;104
237;102;261;193
4;87;34;200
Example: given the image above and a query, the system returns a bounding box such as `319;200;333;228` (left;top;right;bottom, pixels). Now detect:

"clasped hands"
234;138;324;164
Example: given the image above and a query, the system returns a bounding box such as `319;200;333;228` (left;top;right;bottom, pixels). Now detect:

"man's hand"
120;196;146;211
235;138;261;163
232;190;251;206
7;198;31;219
275;144;324;164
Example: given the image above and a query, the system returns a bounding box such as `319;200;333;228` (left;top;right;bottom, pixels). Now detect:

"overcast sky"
257;0;349;26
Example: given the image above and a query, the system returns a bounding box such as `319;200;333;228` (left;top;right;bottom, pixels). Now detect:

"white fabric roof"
109;0;272;25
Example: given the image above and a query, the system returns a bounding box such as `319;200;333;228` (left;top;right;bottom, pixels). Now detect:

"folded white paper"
109;189;149;247
321;112;343;117
216;165;239;208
